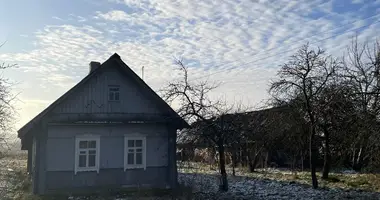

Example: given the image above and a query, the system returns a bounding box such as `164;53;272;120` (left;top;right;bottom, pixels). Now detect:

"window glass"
89;141;96;148
136;140;142;147
127;153;134;165
79;155;86;167
88;155;96;167
79;141;87;149
128;140;134;147
109;92;114;101
136;153;142;165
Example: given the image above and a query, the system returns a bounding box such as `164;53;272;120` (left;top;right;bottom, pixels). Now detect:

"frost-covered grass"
178;172;380;200
0;153;32;200
0;153;45;200
177;161;380;195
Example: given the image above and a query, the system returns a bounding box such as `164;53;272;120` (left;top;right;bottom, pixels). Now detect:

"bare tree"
0;43;18;199
269;43;338;189
340;37;380;171
161;59;232;191
0;43;17;158
316;82;357;179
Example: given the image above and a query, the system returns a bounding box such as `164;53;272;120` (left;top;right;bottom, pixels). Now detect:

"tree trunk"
305;95;318;189
218;143;228;191
352;147;357;169
310;130;318;189
243;143;249;167
248;153;259;172
322;127;331;179
292;154;297;172
301;151;304;172
232;148;236;176
238;148;242;167
352;141;365;171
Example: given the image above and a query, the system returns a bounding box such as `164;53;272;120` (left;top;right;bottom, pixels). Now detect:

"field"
1;154;380;199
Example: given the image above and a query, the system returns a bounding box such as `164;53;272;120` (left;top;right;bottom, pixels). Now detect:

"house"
17;53;189;195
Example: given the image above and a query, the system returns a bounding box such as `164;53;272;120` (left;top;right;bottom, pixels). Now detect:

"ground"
177;162;380;200
1;154;380;199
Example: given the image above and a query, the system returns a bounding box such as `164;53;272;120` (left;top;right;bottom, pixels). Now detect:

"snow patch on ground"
178;173;380;200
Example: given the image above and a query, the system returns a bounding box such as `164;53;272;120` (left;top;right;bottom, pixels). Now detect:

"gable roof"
18;53;189;138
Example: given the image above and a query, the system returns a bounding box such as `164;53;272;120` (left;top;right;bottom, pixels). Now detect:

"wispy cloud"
52;16;64;21
1;0;380;129
96;10;130;21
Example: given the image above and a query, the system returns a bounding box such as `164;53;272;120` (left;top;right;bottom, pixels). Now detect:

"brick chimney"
89;61;101;74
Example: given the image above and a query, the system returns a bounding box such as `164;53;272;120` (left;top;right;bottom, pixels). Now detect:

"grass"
178;161;380;192
2;154;380;199
0;153;37;200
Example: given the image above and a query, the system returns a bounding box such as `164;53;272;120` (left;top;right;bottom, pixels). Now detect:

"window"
108;86;120;101
124;135;146;170
75;136;100;174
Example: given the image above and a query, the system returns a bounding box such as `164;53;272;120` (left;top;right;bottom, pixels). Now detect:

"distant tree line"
162;36;380;190
0;43;17;158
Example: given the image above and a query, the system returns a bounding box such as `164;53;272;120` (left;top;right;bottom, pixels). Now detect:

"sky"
0;0;380;132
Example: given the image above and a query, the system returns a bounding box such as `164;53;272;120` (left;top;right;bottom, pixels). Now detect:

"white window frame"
74;135;100;174
108;85;120;101
124;134;146;171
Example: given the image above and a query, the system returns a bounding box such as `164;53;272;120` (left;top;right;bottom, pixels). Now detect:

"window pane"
128;149;134;153
128;140;134;147
136;140;142;147
136;153;142;165
127;153;134;165
79;151;86;154
109;92;114;101
89;141;96;148
110;87;119;92
79;155;87;167
89;150;96;155
136;148;142;152
115;92;120;101
88;155;96;167
79;141;87;149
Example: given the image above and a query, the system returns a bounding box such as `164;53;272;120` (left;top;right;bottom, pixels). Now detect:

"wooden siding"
45;167;168;191
52;67;162;114
37;133;47;194
33;128;48;195
46;124;169;171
